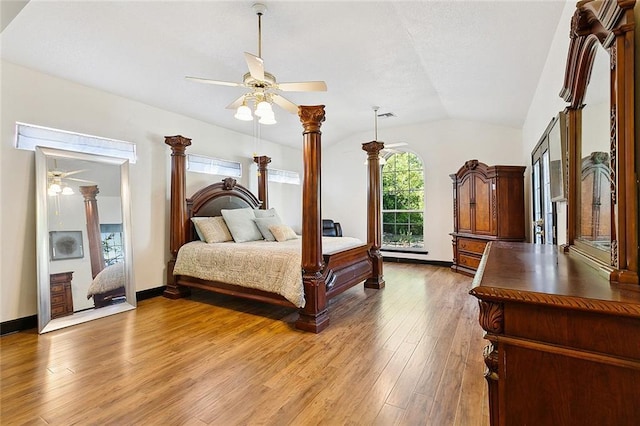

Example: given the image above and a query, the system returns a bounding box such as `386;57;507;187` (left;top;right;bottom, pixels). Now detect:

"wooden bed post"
164;135;192;299
362;141;385;289
297;105;329;333
79;185;106;279
253;155;271;209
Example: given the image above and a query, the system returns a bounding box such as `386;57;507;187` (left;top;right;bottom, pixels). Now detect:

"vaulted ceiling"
1;1;566;148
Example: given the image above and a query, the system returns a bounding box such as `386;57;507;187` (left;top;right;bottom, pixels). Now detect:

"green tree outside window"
382;152;424;249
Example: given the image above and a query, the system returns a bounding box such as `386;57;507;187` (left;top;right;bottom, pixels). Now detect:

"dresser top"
470;241;640;318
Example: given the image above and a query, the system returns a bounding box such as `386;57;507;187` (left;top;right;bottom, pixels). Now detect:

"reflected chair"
322;219;343;237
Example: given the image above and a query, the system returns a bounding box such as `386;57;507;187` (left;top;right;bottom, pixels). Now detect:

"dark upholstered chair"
322;219;343;237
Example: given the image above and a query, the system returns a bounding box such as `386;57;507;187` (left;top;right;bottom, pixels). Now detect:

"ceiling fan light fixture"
258;110;276;125
61;186;74;195
255;100;272;117
49;183;61;194
234;104;254;121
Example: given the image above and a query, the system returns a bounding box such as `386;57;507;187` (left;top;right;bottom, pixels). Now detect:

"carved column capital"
253;155;272;169
79;185;99;201
362;140;385;157
299;105;326;133
165;135;192;155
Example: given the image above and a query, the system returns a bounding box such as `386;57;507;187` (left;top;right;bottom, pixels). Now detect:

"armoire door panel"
474;176;493;234
458;177;473;233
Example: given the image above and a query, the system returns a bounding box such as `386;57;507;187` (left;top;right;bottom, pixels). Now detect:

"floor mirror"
35;146;136;333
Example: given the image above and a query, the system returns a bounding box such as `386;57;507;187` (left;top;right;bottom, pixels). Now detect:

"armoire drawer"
458;238;487;255
458;253;482;269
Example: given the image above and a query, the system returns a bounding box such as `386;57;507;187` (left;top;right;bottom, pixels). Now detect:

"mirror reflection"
36;147;136;333
578;42;611;253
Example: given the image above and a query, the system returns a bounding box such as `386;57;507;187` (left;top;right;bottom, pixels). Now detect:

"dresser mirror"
575;42;611;260
35;147;136;333
560;0;637;283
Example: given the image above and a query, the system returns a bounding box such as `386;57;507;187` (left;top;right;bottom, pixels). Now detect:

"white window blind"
268;168;300;185
187;154;242;177
15;122;136;163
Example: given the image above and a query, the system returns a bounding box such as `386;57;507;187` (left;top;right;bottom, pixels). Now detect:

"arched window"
381;152;425;250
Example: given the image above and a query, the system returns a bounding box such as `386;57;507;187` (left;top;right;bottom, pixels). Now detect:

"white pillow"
254;207;282;222
191;217;233;243
221;208;263;243
254;216;282;241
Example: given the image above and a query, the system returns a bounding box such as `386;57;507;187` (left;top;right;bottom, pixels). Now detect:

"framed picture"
549;112;568;201
50;231;84;261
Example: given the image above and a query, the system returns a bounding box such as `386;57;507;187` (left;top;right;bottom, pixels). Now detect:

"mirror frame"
560;0;637;284
35;146;136;333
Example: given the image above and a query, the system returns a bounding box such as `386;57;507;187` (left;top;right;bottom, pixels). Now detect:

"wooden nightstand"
50;272;74;318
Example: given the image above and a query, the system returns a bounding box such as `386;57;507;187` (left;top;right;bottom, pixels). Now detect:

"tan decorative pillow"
192;216;233;243
268;224;298;242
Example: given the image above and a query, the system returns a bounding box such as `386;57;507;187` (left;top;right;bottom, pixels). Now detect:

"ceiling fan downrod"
373;106;380;141
253;3;267;59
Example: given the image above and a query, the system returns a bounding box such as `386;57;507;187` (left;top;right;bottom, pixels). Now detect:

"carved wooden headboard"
183;178;261;242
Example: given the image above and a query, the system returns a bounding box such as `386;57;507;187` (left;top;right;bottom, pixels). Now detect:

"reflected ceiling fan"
369;106;408;164
47;163;94;196
186;3;327;124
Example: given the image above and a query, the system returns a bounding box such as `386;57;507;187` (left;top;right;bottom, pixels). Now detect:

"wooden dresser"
450;160;525;276
470;242;640;425
50;271;74;318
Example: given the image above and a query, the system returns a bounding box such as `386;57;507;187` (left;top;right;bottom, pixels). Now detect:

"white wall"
323;119;522;262
1;61;303;322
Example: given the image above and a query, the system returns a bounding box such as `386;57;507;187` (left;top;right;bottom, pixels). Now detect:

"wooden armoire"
450;159;525;275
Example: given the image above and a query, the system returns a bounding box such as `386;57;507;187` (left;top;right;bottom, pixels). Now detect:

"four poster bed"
80;185;126;309
164;105;386;332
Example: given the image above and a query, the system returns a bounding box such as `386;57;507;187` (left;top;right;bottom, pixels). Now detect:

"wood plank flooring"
1;263;489;425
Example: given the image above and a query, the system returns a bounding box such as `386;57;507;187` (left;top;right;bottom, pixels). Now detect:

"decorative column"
362;141;385;289
476;299;504;426
253;155;271;209
297;105;329;333
164;135;192;298
79;185;105;279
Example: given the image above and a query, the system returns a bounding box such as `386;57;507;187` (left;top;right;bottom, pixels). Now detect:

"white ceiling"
1;0;567;148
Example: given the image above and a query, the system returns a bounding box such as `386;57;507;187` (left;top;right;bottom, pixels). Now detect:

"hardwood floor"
1;263;489;425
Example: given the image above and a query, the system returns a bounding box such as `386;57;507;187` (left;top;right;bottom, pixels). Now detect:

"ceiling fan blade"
185;76;244;88
244;52;265;81
385;142;408;148
278;81;327;92
226;95;247;110
271;94;299;114
66;177;96;183
63;169;88;177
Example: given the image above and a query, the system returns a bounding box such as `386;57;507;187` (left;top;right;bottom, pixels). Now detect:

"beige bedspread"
173;237;365;308
87;262;125;298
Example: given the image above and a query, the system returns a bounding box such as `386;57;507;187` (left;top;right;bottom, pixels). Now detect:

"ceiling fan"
365;107;408;164
47;164;94;196
185;3;327;124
